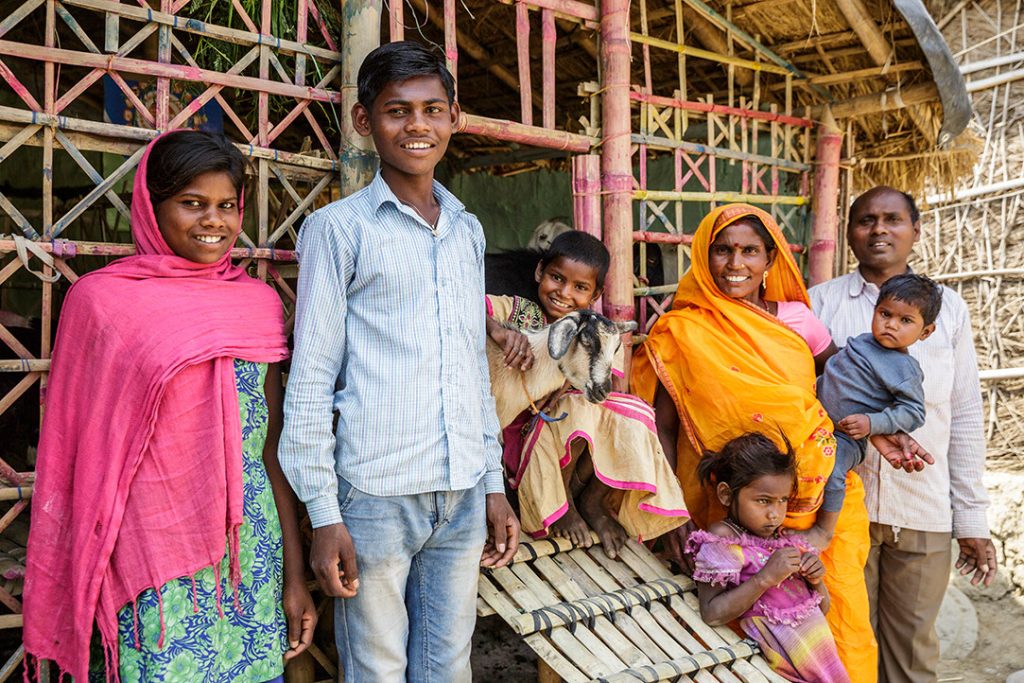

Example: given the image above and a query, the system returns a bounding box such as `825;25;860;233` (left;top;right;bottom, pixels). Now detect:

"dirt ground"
472;585;1024;683
938;591;1024;683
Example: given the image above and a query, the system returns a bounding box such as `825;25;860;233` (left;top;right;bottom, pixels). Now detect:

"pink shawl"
23;131;289;680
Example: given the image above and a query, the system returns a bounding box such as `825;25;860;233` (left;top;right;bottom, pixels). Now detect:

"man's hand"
838;414;871;439
870;432;935;472
481;493;520;568
282;579;317;660
662;519;696;575
956;537;998;587
310;522;359;598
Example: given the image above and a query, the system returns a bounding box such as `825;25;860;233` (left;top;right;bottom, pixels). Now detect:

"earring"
762;270;769;287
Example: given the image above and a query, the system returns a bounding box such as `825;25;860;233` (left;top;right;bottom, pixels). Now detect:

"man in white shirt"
809;186;997;683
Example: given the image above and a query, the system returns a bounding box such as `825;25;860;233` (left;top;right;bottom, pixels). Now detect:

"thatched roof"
425;0;977;193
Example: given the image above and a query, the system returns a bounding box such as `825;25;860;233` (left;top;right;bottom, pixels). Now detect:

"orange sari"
631;204;876;682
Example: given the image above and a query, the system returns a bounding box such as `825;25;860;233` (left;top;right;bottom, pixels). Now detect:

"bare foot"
550;502;593;548
579;492;628;559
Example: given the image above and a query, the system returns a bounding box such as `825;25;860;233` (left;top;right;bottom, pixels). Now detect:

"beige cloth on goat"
506;391;689;541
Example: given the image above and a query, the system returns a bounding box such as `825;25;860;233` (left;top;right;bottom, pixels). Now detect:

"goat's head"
548;311;637;403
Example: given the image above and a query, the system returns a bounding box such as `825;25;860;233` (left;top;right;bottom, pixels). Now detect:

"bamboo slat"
477;537;788;682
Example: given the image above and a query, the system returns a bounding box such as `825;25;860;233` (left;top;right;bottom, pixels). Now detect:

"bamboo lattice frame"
477;536;789;683
0;0;977;678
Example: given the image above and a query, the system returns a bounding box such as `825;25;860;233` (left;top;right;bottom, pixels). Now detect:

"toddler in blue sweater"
812;273;942;544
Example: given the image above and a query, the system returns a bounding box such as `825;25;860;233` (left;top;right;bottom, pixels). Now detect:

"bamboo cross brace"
50;145;146;237
509;577;691;635
55;69;106;115
0;193;38;240
53;129;131;221
265;172;334;244
167;33;256;140
0;59;42;112
0;0;45;39
54;1;102;53
167;47;261;131
106;69;156;127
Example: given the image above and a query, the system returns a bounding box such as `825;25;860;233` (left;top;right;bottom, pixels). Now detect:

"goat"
487;310;637;429
526;219;573;251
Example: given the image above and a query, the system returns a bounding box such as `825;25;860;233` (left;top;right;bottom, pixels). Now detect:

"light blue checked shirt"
280;172;504;529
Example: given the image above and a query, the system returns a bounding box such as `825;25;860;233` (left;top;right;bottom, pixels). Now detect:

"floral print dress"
91;360;287;682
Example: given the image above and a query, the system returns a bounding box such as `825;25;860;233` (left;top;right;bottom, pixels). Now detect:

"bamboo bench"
477;535;788;683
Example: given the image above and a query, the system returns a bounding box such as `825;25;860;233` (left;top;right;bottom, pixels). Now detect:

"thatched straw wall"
919;0;1024;470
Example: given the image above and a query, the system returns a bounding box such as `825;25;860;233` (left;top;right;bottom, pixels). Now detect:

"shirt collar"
367;171;465;216
848;265;915;298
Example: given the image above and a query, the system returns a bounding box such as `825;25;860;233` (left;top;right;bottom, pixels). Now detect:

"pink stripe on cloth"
612;367;625;378
562;430;590;466
485;296;494;317
638;502;690;517
532;501;570;538
599;401;657;433
593;467;658;494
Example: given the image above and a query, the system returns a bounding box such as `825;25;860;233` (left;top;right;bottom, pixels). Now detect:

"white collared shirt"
810;270;989;538
279;172;503;528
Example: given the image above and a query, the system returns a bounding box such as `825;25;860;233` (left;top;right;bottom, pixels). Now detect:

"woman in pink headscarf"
23;130;315;682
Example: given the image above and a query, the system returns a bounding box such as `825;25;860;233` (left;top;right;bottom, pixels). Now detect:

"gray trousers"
865;523;952;683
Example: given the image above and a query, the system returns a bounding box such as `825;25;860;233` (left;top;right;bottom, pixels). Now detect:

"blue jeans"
334;476;486;683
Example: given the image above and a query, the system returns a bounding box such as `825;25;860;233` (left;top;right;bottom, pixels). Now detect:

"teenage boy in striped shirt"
280;42;519;682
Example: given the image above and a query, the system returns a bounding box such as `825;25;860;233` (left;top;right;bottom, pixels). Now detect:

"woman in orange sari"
632;204;877;682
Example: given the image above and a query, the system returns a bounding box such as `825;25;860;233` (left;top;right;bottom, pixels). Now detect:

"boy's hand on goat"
837;413;870;439
310;522;360;598
486;318;534;370
481;493;520;568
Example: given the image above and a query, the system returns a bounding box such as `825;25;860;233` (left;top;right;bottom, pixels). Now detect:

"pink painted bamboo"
497;0;597;22
572;154;601;240
541;9;555;129
809;116;843;285
456;112;591;152
633;231;805;253
516;1;533;126
0;240;297;261
628;91;813;128
390;0;405;40
444;0;458;88
156;0;171;130
0;40;343;103
296;0;309;84
600;0;634;333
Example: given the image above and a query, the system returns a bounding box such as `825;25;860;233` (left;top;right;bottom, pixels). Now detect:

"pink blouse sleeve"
776;301;833;356
686;530;745;587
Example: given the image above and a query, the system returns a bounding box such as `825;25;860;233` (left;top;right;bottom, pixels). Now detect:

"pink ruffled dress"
687;529;851;683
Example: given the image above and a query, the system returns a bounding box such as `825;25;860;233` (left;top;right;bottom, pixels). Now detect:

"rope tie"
518;374;568;423
13;235;61;283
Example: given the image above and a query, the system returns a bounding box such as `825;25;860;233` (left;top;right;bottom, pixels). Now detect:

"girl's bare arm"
263;363;317;656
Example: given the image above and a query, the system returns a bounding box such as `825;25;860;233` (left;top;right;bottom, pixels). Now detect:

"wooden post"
600;0;634;366
809;109;842;286
572;154;601;240
339;0;381;196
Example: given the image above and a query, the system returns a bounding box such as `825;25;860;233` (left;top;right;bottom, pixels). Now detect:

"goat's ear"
548;314;581;360
614;320;638;334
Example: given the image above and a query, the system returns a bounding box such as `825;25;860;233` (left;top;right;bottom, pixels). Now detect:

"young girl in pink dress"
687;432;850;683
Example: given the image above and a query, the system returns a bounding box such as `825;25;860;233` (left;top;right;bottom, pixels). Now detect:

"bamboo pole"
0;40;342;103
542;9;556;129
390;0;405;41
572;154;601;240
338;0;380;196
628;92;813;128
455;113;593;152
405;0;542;109
444;0;458;87
632;133;809;171
634;189;806;205
516;1;533;126
600;0;635;346
812;82;939;119
809;110;842;286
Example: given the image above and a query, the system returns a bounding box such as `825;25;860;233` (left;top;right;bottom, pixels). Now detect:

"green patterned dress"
91;360;287;682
